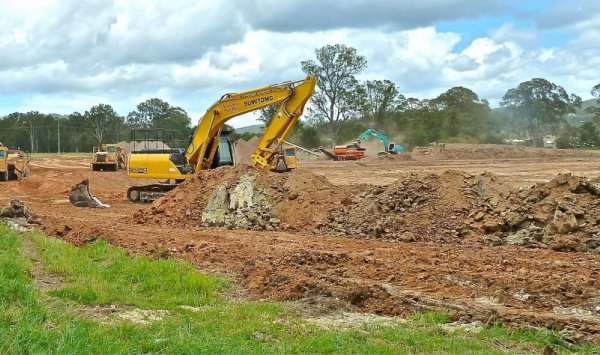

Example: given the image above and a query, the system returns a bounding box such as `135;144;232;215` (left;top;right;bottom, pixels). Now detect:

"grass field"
0;224;595;354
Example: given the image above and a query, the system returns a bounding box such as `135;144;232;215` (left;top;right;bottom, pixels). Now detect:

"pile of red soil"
478;174;600;252
321;170;512;243
233;136;260;165
132;163;599;252
132;165;350;232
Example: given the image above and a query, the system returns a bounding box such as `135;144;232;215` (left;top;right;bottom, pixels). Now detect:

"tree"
287;122;323;149
589;83;600;124
0;113;27;150
432;86;494;140
301;44;367;144
578;121;600;147
297;125;322;148
19;111;46;153
65;112;88;152
555;123;576;149
363;79;399;130
256;105;279;126
127;98;191;140
127;98;171;129
500;78;582;146
84;104;121;144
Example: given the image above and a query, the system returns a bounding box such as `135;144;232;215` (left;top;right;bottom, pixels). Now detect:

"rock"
473;211;486;222
482;219;503;233
482;234;503;247
229;174;256;209
546;210;579;234
201;184;229;227
398;231;415;242
0;199;30;219
373;224;383;238
340;196;353;206
587;182;600;195
506;230;531;246
548;235;585;252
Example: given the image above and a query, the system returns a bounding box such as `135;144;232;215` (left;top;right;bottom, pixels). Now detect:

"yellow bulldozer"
91;144;127;171
0;143;30;181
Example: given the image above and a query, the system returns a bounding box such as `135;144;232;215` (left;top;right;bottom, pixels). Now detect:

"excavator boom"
187;76;316;173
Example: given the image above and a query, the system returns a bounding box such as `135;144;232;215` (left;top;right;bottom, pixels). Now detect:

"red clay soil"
1;154;600;342
133;165;350;232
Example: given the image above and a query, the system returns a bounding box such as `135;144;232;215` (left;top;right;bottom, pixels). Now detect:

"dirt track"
2;145;600;341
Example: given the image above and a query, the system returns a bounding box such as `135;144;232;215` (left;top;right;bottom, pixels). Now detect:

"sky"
0;0;599;128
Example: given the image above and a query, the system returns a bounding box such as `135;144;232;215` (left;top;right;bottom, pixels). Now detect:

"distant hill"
235;124;264;135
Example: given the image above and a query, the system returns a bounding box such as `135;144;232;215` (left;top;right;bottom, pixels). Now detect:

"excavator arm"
251;77;316;170
186;75;316;173
357;128;404;153
358;128;390;150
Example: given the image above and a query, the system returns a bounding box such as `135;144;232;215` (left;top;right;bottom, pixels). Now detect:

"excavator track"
127;184;179;203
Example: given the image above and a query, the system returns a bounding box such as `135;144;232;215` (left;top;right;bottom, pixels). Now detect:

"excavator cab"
208;131;235;169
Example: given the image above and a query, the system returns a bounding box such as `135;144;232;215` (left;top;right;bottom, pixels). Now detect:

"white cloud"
0;0;599;127
491;23;538;46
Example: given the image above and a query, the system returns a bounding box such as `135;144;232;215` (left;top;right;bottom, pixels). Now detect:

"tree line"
295;44;600;149
0;99;192;153
2;44;600;153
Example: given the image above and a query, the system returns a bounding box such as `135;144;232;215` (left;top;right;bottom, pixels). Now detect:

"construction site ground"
2;144;600;342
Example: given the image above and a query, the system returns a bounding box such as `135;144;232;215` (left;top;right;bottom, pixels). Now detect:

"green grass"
0;224;597;354
34;235;225;309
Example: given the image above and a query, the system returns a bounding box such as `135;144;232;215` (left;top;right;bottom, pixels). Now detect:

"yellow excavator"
124;75;316;202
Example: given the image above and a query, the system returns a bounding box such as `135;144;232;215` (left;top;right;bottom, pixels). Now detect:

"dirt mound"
478;174;600;252
320;170;512;243
411;143;600;161
0;199;40;231
116;141;170;155
132;165;350;232
233;136;260;165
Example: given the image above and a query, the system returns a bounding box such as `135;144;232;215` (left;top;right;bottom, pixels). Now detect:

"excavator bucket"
68;179;110;208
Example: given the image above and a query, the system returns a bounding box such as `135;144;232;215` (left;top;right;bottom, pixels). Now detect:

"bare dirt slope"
1;148;600;342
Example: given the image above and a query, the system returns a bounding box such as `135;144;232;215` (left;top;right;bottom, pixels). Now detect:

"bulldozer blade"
68;179;110;208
